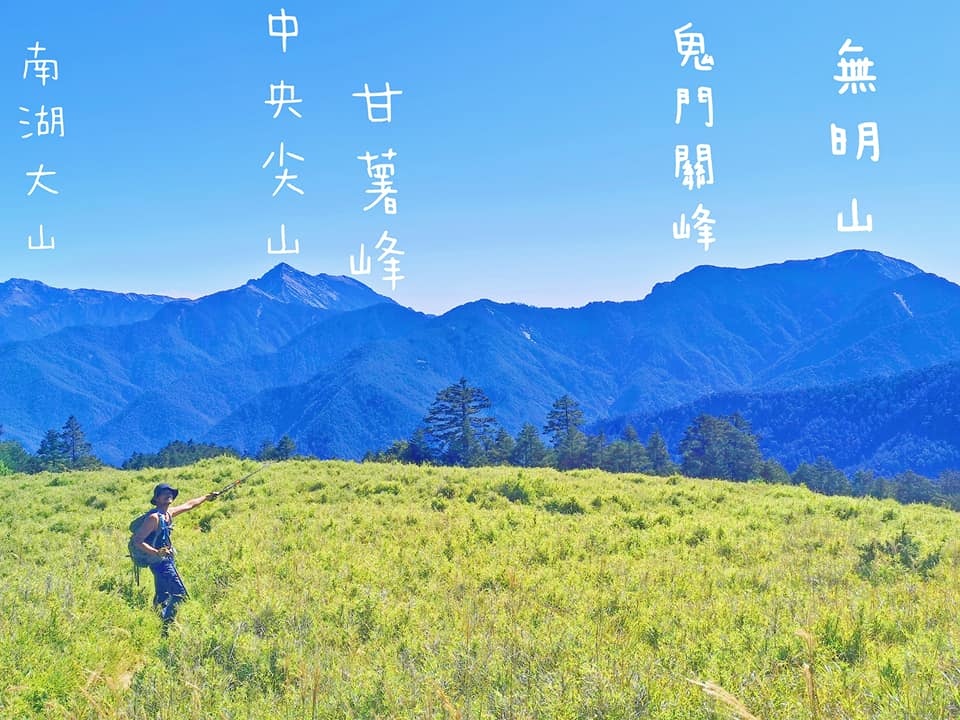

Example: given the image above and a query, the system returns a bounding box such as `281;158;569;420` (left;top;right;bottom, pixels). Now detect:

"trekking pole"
210;463;268;499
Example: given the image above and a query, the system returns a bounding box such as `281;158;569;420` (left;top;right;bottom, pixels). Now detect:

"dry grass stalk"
795;629;816;661
433;681;463;720
688;678;762;720
796;629;822;720
311;668;321;720
802;663;821;720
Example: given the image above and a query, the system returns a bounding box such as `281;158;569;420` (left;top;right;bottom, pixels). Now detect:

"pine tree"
600;431;650;473
759;458;791;484
893;470;936;504
60;416;99;469
511;423;549;467
485;428;516;466
791;461;817;487
679;415;726;478
806;456;851;496
0;439;33;473
621;426;649;471
543;395;585;447
424;378;497;466
35;429;68;472
257;440;278;462
275;435;297;460
555;428;589;470
404;428;434;464
939;469;960;496
724;414;763;481
679;414;761;481
646;430;677;475
543;395;589;470
586;432;607;469
851;469;876;496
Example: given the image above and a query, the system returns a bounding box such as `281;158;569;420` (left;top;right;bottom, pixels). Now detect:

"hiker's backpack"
128;510;171;568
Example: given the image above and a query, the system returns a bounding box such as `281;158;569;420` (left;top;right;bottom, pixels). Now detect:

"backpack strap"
156;511;172;548
129;509;170;570
145;510;172;550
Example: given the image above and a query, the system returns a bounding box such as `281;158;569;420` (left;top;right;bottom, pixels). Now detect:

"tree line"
0;420;297;474
365;377;960;509
0;417;100;473
123;435;296;469
364;379;678;474
2;382;959;510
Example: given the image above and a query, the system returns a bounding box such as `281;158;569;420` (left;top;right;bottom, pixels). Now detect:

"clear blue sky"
2;1;957;314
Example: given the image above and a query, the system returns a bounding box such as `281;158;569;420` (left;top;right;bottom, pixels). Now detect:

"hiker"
131;483;218;633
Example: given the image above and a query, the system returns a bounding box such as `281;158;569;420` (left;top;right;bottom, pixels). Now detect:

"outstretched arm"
170;492;218;517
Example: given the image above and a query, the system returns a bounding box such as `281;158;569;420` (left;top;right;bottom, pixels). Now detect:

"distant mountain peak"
0;278;51;309
267;261;303;276
0;277;53;294
4;277;45;288
661;249;923;294
256;262;311;282
0;276;176;300
812;249;922;279
0;277;176;342
245;263;395;310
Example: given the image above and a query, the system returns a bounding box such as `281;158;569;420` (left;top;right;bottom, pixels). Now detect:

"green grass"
1;458;959;719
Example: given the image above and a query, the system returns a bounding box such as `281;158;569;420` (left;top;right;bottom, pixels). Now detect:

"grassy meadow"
1;457;959;719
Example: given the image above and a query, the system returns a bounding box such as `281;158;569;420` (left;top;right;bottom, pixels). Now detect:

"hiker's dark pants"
150;558;187;623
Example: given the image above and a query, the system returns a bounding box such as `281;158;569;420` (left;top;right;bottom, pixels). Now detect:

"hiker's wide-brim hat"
151;483;179;504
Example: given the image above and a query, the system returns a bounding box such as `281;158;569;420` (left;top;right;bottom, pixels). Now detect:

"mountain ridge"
596;359;960;477
3;252;959;473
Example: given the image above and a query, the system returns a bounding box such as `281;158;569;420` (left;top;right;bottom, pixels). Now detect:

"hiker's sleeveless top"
145;511;172;552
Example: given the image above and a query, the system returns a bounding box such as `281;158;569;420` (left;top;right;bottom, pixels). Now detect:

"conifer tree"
544;395;589;470
275;435;297;460
679;414;761;481
36;428;68;472
0;438;33;473
759;458;791;484
938;469;960;496
646;430;676;475
60;415;99;469
893;470;936;504
543;395;585;447
511;423;550;467
424;377;496;466
485;427;516;466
